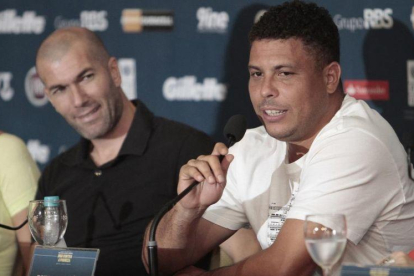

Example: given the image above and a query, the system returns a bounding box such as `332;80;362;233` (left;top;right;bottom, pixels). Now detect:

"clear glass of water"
28;199;68;246
304;214;347;276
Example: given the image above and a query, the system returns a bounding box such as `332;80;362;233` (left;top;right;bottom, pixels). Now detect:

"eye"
250;71;262;78
278;71;294;77
82;73;94;81
51;86;66;95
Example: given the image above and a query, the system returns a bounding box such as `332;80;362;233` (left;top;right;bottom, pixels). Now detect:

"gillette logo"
163;76;227;101
0;10;45;34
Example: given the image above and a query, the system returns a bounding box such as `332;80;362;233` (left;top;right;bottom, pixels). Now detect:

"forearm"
176;248;316;276
220;228;261;263
175;220;318;276
17;240;32;272
143;204;207;274
13;210;33;271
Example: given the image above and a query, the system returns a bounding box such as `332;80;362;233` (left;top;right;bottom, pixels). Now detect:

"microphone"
147;115;247;276
223;114;247;147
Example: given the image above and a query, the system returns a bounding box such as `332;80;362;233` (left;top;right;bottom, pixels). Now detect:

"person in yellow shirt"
0;132;39;276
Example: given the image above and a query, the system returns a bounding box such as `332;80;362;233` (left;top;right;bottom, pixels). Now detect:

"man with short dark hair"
35;27;214;275
143;1;414;275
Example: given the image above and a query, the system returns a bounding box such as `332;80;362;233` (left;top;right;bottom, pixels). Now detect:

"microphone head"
223;114;247;145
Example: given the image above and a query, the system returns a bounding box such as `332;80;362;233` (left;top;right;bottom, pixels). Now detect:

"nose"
70;85;88;107
260;75;278;99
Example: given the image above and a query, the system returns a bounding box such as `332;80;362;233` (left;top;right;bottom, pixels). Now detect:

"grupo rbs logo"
0;10;46;34
54;11;108;31
197;7;229;33
0;72;14;101
334;8;393;32
163;76;227;101
25;67;48;107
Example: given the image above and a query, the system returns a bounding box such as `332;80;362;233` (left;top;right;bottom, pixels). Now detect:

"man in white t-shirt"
142;1;414;275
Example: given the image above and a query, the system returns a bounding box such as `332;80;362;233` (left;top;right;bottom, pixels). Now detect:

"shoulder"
152;116;214;146
315;96;403;155
133;100;213;147
154;116;209;136
0;133;39;183
323;96;396;138
307;99;407;178
0;133;27;151
0;133;32;163
42;140;83;174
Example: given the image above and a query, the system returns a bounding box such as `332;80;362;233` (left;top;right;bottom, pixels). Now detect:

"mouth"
75;105;100;122
264;109;287;117
260;107;288;123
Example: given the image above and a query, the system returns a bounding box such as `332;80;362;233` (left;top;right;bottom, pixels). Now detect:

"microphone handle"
148;137;234;276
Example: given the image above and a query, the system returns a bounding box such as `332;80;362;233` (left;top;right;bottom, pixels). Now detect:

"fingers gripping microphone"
147;115;247;276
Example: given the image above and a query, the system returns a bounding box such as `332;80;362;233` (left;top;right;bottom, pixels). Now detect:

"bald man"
35;27;214;275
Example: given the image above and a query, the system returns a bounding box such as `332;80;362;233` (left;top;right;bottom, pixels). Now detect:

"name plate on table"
341;264;414;276
29;245;100;276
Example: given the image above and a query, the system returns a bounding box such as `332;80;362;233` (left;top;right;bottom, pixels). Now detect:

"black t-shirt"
36;100;215;275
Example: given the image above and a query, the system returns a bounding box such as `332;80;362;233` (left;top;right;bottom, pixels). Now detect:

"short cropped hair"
249;0;340;69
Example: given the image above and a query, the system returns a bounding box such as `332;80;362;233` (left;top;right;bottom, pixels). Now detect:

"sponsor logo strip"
334;8;393;32
0;9;46;34
163;76;227;101
25;67;48;107
121;9;174;33
197;7;229;33
344;80;389;101
54;11;108;31
0;72;14;101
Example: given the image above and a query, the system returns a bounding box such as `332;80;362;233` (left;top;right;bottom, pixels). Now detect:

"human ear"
324;62;341;94
108;57;122;87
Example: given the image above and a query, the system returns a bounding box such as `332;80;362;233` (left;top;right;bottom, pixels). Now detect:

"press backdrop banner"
0;0;413;169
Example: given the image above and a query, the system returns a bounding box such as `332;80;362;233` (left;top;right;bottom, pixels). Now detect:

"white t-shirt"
203;95;414;272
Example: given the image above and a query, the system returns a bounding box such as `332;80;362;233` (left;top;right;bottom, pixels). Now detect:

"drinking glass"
304;214;347;276
28;199;68;246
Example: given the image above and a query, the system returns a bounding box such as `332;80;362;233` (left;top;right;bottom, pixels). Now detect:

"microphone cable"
0;219;28;230
147;114;247;276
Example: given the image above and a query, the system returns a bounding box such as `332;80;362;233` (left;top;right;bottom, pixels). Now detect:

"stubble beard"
68;94;124;140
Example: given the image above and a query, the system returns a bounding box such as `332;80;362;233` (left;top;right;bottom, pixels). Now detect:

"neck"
287;92;344;163
90;99;136;166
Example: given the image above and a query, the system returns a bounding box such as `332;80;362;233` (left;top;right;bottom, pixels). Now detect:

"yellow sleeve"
0;134;40;217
